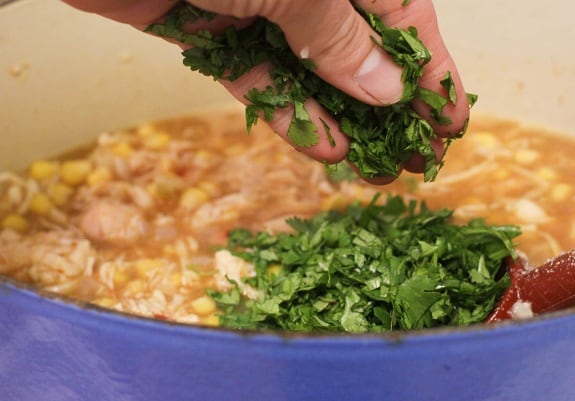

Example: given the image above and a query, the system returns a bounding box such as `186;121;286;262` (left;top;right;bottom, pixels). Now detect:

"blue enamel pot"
3;1;575;401
1;276;575;401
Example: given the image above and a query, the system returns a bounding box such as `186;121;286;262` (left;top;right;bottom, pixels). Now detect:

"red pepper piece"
487;250;575;323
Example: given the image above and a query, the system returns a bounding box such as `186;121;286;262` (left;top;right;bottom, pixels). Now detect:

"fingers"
354;0;470;138
189;0;405;107
219;63;350;164
60;0;176;28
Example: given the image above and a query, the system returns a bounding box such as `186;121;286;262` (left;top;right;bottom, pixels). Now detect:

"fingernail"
355;47;404;105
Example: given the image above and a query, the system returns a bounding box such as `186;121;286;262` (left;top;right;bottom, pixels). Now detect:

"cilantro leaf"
287;101;319;147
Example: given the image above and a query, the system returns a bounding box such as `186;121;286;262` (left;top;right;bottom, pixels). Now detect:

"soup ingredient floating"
209;195;520;333
146;4;477;182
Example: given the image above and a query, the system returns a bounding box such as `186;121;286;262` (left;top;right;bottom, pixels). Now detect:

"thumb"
189;0;406;107
355;0;470;137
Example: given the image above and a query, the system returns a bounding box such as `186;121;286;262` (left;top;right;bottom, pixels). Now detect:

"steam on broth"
0;108;572;326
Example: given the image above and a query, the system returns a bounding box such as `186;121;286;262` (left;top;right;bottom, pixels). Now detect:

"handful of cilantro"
147;4;477;182
209;195;520;333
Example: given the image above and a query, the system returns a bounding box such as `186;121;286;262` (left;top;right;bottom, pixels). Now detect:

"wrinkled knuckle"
224;0;298;19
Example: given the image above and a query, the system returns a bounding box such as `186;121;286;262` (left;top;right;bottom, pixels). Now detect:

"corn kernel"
111;142;133;158
190;296;217;316
60;159;93;186
225;145;245;156
462;196;483;206
122;280;146;296
537;167;557;181
551;183;573;202
113;269;129;285
194;150;216;167
93;297;117;308
29;192;53;215
29;160;59;180
86;167;112;186
179;187;209;210
473;131;499;148
197;181;218;197
163;244;176;255
321;194;348;211
514;149;539;164
169;273;182;287
49;182;74;206
492;169;510;181
267;264;282;279
137;123;156;137
143;132;171;150
202;314;220;327
1;213;29;232
145;183;157;196
134;259;160;276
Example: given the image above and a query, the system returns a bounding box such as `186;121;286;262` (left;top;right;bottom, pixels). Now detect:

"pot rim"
2;273;572;346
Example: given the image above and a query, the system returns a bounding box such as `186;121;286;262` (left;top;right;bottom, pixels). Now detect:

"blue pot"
3;2;575;400
1;276;574;401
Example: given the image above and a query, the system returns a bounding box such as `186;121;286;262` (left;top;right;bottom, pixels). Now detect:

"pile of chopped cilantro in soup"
1;108;574;332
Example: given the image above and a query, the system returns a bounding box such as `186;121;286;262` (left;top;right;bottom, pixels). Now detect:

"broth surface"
0;109;573;325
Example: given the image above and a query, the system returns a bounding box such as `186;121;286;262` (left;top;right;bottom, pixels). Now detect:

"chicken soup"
0;109;572;327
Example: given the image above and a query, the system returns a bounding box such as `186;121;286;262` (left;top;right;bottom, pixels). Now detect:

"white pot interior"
1;0;574;170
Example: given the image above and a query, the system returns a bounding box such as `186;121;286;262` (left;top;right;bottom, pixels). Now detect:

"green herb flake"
210;195;520;333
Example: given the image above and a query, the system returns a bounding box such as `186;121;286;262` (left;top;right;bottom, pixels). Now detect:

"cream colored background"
1;0;573;169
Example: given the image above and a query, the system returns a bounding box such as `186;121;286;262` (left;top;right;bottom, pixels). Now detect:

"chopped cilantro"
146;4;477;182
325;161;357;183
208;195;520;333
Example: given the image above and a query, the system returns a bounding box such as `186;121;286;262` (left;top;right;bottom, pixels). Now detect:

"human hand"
62;0;470;184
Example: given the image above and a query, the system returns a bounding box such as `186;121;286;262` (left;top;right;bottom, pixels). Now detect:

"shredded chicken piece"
80;201;149;246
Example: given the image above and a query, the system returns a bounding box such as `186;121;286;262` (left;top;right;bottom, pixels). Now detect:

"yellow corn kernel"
122;280;146;296
179;187;209;210
194;150;216;166
492;169;510;181
163;244;176;255
1;213;29;232
514;149;539;165
137;123;156;137
169;273;182;287
191;296;217;316
202;314;220;327
197;181;218;197
267;264;282;279
321;194;348;211
143;132;171;150
551;183;573;202
537;167;557;181
225;145;245;156
134;259;160;276
461;196;482;206
86;167;112;187
29;160;59;180
111;142;133;158
473;131;499;148
29;192;53;215
113;269;129;285
49;182;74;206
145;183;157;197
93;297;117;308
60;159;93;186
